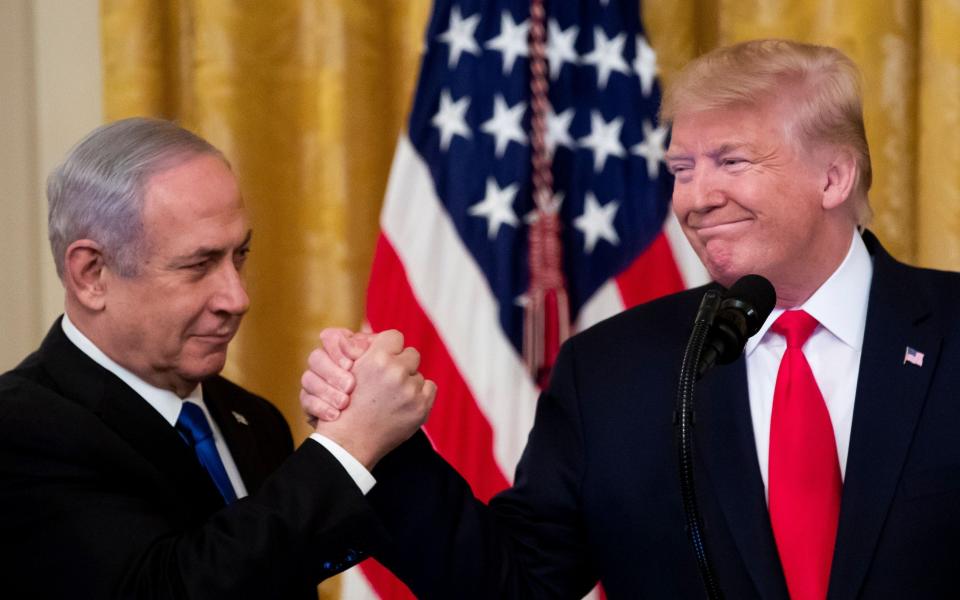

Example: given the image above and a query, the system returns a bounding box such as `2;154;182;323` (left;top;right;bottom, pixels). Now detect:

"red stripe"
361;233;512;598
614;231;685;307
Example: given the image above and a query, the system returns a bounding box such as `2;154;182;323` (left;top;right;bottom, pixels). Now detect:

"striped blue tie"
176;402;238;503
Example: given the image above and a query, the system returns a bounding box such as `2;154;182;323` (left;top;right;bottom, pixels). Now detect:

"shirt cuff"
308;433;377;494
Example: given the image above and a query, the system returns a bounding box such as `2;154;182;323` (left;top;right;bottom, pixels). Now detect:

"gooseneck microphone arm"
675;289;725;600
674;274;776;600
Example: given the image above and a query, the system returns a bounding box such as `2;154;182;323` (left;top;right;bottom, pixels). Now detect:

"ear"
821;147;858;212
63;239;109;311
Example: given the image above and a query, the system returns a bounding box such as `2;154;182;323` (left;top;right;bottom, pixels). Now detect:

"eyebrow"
665;142;753;163
707;142;751;159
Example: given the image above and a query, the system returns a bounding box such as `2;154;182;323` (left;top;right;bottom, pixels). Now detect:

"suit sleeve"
0;379;384;600
368;339;600;599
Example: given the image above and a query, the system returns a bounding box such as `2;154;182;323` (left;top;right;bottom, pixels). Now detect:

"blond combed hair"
660;39;872;224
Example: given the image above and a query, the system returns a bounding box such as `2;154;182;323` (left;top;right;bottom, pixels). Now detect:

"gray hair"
47;117;226;278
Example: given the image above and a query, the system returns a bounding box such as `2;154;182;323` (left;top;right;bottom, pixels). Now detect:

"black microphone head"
721;274;776;337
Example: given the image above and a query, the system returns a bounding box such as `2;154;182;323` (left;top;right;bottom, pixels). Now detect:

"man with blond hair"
303;39;960;598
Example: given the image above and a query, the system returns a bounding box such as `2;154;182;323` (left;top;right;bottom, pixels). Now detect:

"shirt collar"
61;313;202;426
745;229;873;355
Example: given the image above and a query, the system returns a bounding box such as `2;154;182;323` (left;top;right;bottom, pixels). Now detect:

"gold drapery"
101;0;960;594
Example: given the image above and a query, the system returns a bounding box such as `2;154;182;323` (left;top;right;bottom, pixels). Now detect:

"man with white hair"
0;117;434;599
304;39;960;598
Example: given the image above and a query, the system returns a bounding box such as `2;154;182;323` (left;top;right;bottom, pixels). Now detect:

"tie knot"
176;402;214;446
771;310;819;349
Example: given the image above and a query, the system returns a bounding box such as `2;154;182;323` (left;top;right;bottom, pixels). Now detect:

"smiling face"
99;153;251;395
666;101;857;305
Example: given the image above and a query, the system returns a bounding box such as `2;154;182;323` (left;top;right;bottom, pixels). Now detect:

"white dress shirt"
744;230;873;499
61;314;375;495
62;314;250;498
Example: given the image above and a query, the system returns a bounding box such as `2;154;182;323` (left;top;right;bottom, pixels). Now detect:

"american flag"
903;346;924;367
345;0;707;597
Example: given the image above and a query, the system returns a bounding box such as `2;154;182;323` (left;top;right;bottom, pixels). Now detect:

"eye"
184;259;212;272
668;163;693;182
721;157;749;168
233;247;251;270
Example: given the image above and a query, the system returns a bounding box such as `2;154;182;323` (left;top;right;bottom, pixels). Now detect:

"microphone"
696;274;776;379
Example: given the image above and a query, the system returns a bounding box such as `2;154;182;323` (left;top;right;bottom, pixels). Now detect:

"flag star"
524;192;564;224
432;89;471;151
579;110;626;173
631;119;669;179
574;192;620;254
485;12;530;75
469;178;520;239
481;95;527;157
546;20;579;80
545;105;575;158
635;35;658;97
437;6;481;69
581;27;630;89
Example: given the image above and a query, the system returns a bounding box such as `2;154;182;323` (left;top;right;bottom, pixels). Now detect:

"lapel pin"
903;346;924;367
231;411;249;425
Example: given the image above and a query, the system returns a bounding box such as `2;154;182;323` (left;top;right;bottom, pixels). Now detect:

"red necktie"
768;310;841;600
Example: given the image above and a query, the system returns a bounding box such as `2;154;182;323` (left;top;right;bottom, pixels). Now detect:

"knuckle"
386;363;407;385
369;349;391;371
402;347;421;369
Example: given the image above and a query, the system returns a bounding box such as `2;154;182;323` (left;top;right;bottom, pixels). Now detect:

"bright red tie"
768;310;841;600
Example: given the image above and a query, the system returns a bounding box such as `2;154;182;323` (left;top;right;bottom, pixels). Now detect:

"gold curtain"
100;0;960;594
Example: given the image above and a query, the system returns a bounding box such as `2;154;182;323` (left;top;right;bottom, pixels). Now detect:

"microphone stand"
675;290;725;600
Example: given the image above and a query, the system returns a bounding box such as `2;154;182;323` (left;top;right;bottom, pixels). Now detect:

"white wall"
0;1;102;371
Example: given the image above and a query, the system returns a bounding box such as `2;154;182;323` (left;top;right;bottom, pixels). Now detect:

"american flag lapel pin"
903;346;924;367
231;411;249;425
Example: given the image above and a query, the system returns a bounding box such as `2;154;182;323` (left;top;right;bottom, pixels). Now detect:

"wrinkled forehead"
666;99;800;154
140;154;247;248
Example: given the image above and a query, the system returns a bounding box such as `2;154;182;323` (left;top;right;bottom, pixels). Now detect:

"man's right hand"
304;329;436;470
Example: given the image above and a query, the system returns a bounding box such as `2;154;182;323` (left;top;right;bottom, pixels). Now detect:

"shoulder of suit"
202;375;288;424
568;285;713;349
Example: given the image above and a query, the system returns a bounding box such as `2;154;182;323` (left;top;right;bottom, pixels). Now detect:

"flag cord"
525;0;570;387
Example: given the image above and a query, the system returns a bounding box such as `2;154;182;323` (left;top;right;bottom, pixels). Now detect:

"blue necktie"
176;402;238;503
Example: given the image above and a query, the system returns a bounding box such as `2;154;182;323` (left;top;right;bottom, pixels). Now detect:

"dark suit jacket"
369;232;960;599
0;320;381;599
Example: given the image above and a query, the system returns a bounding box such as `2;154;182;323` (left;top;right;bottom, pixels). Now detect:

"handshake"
299;328;436;470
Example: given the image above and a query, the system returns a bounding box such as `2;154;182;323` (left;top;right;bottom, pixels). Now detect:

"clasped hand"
300;328;436;470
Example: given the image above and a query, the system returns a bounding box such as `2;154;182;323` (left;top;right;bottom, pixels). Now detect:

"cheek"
671;189;699;240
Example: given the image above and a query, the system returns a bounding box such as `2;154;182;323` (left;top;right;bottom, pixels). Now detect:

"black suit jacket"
370;232;960;599
0;320;381;599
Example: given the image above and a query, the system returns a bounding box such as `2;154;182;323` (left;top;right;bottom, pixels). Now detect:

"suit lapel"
697;360;790;600
828;238;940;599
203;380;272;493
40;321;225;516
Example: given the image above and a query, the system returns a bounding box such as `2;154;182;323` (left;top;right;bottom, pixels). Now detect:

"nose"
211;261;250;316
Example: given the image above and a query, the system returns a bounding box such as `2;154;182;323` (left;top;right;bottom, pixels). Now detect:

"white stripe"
664;209;710;288
574;280;625;332
339;566;380;600
575;209;708;333
380;135;540;479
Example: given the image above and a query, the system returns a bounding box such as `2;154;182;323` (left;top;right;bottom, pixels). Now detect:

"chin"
180;354;228;383
704;258;741;288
